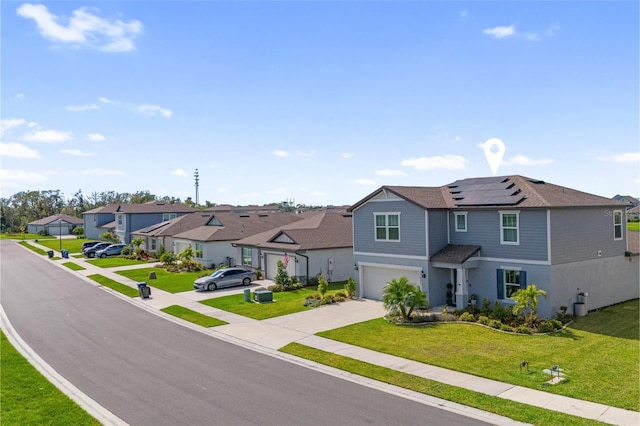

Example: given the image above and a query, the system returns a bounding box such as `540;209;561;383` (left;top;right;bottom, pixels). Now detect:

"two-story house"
83;201;195;244
349;175;639;319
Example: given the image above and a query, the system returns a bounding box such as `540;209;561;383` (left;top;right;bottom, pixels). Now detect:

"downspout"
295;251;309;284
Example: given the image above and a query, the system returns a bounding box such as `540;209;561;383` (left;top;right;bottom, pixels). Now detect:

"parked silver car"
194;268;256;291
95;244;126;258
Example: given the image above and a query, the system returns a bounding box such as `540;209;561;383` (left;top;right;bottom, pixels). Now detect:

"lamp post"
58;218;62;252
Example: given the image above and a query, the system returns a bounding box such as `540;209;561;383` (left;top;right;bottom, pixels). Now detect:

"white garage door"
47;226;69;235
362;265;421;300
265;253;296;280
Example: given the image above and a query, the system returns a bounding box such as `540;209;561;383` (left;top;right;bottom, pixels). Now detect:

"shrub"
72;226;84;237
291;282;303;290
515;325;532;334
488;319;502;329
334;291;347;298
500;323;513;332
491;301;510;322
478;315;491;326
539;319;563;333
320;294;335;305
268;284;284;292
334;294;346;302
304;294;319;300
275;260;293;288
480;297;492;315
317;274;328;296
344;277;357;298
121;245;131;256
303;298;320;308
459;312;475;322
160;252;177;266
156;245;167;259
307;275;319;288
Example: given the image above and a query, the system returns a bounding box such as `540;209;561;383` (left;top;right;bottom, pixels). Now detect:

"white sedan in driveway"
194;268;256;291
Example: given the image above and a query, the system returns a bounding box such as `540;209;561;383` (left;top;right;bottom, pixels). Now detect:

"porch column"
455;268;468;310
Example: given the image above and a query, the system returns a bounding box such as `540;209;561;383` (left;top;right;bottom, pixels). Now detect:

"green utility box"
254;290;273;303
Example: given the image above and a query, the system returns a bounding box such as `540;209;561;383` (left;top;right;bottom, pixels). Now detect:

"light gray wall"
426;266;452;307
353;200;427;257
305;247;353;283
550;207;627;264
550;255;639;316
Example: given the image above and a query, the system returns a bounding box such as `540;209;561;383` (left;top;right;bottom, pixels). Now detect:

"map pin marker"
483;138;505;175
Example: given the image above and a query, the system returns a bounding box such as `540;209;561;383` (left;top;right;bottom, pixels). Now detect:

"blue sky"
1;1;638;206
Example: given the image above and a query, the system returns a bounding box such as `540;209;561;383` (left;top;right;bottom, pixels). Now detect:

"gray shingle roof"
350;175;628;211
85;202;195;214
430;245;481;264
29;214;83;226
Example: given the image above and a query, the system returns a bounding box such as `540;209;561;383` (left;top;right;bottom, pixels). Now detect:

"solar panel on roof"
447;176;525;206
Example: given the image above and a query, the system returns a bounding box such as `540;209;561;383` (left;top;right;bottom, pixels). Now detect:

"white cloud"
17;3;143;52
504;155;554;166
136;104;172;118
0;142;41;159
0;169;47;186
82;168;124;176
483;25;515;38
61;149;95;157
67;104;99;111
16;93;25;100
22;129;73;143
375;169;405;177
355;178;376;186
273;150;290;157
1;118;27;135
545;23;560;37
341;152;353;159
99;97;114;104
266;187;287;196
87;133;106;141
459;10;468;19
172;169;187;177
296;149;316;158
401;155;468;170
598;152;640;164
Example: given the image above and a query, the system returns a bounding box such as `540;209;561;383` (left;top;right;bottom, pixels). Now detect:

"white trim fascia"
476;256;550;266
500;265;522;271
359;261;423;272
353;251;429;261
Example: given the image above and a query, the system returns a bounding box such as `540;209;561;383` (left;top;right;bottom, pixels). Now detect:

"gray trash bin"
137;282;151;299
244;288;251;302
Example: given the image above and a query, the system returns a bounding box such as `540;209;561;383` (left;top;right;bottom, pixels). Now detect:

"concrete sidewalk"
26;242;640;425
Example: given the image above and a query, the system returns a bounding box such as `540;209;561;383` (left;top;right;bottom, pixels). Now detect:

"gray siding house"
27;214;83;235
83;201;195;243
234;210;354;283
349;175;639;319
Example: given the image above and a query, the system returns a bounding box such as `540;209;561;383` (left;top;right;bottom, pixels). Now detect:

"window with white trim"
374;213;400;241
195;243;203;259
242;247;252;266
504;270;521;298
162;213;177;221
613;210;623;240
454;212;467;232
500;211;519;245
151;238;157;251
117;214;123;226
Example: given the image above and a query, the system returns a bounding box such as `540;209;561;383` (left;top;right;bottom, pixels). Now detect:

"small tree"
344;277;357;298
275;260;292;288
100;231;120;244
131;237;145;256
382;276;428;321
317;274;328;297
72;226;84;238
512;284;547;327
160;251;176;266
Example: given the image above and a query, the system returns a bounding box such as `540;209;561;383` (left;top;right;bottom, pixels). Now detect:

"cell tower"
194;169;199;206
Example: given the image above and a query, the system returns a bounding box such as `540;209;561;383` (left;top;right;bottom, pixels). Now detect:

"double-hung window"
242;247;252;266
195;243;203;259
613;210;623;240
497;268;527;299
162;213;177;222
500;211;519;245
454;212;467;232
151;238;157;251
374;213;400;241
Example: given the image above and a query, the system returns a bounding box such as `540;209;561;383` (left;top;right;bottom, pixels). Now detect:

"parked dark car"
194;268;256;291
81;241;102;251
95;244;127;258
83;242;111;258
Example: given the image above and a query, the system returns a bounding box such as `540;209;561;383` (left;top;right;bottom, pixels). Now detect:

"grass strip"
161;305;227;327
116;267;208;293
63;262;86;271
18;241;48;255
0;330;100;426
87;274;140;298
281;343;605;426
86;258;150;268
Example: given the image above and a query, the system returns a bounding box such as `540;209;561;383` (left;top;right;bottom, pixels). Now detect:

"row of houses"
30;175;639;318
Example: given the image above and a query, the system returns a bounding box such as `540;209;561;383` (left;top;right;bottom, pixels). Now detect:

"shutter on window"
496;269;504;299
520;271;527;289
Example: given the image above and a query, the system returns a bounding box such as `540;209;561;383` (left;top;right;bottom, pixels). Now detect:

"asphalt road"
1;241;491;426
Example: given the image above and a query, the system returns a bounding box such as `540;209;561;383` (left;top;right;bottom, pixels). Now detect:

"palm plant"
382;276;428;321
512;284;547;327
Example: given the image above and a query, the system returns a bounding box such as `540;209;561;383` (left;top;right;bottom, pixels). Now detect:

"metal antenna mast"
194;169;200;206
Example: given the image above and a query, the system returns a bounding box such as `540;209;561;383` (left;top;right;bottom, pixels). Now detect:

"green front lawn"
87;274;140;298
281;343;602;426
1;330;100;425
161;305;227;327
1;233;55;240
200;283;348;320
628;221;639;231
315;299;639;411
62;262;86;271
86;258;150;268
37;238;95;254
116;267;212;293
